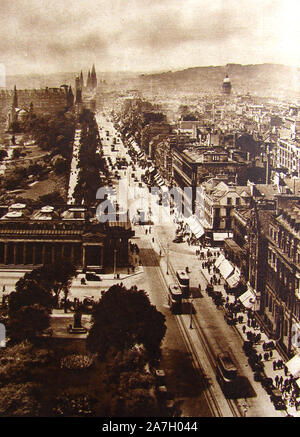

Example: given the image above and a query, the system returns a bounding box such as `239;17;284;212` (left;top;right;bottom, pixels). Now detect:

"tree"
51;154;68;175
0;382;42;416
8;304;50;341
9;279;53;317
110;386;159;417
22;259;77;309
87;284;166;359
99;346;161;417
0;149;7;162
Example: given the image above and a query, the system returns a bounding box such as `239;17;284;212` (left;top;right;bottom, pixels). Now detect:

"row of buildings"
115;92;300;359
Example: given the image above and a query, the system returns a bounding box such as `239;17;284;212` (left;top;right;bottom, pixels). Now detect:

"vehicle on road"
176;270;190;297
85;272;101;281
224;309;238;325
216;351;238;396
168;284;183;314
270;388;286;410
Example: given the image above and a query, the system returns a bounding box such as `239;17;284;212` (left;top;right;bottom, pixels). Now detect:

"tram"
216;351;238;397
168;284;183;314
176;270;190;297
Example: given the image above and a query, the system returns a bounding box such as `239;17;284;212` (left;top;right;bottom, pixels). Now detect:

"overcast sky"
1;0;300;75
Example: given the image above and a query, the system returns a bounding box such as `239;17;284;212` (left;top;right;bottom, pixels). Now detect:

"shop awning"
215;254;226;269
213;232;233;241
239;288;256;308
149;167;155;173
286;354;300;378
186;215;205;238
226;269;241;288
218;258;234;279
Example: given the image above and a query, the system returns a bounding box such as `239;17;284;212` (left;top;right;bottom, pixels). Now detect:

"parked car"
224;310;238;325
86;273;101;281
261;376;274;394
270;388;286;410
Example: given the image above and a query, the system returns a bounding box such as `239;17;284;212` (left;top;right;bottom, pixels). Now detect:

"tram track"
142;240;221;417
149;232;242;417
141;236;241;417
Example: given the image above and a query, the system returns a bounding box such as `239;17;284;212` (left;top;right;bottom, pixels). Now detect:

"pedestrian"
242;325;246;334
279;376;283;388
198;283;201;291
264;352;268;361
269;350;273;359
152;237;154;243
275;375;279;388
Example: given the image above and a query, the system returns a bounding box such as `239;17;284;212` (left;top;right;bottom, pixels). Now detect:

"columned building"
0;204;134;271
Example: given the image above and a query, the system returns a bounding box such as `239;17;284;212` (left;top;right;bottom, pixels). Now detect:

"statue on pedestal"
73;308;82;329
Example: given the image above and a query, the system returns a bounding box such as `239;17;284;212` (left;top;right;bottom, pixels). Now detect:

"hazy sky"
1;0;300;75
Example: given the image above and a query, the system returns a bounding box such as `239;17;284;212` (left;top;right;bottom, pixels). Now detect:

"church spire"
87;70;91;88
67;86;74;107
91;64;97;89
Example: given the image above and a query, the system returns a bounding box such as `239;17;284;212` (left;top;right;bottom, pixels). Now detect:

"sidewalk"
200;255;300;417
141;221;295;416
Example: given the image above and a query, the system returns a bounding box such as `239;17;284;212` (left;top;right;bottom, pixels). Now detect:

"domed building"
222;74;232;95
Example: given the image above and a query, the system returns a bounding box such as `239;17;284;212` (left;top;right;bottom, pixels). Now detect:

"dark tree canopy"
87;284;166;358
21;258;77;300
9;279;53;317
8;304;50;341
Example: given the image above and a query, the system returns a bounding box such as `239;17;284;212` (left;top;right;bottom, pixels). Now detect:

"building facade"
0;204;134;271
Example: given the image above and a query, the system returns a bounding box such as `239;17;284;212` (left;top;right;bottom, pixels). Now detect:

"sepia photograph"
0;0;300;424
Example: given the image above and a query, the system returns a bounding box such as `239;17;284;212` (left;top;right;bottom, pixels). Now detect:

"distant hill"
4;63;300;99
137;63;300;98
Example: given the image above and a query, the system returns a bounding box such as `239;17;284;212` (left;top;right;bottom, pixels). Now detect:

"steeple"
87;70;91;88
13;85;18;108
67;86;74;107
91;64;97;89
75;76;82;104
80;71;84;89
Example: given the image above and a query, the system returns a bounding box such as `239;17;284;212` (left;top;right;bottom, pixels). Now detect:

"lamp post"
113;249;117;279
189;298;193;329
166;243;169;275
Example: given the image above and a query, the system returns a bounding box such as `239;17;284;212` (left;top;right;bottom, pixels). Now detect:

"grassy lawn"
20;172;67;201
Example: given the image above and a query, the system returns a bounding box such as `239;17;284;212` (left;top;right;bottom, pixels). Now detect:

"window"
227;197;232;205
236;198;241;206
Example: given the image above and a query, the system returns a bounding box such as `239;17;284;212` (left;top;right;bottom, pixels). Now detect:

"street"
94;111;286;416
